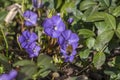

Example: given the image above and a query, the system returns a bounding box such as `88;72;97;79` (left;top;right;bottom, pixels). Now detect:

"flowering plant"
0;0;120;80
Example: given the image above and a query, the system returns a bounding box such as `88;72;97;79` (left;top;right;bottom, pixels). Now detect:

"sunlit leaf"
93;52;106;69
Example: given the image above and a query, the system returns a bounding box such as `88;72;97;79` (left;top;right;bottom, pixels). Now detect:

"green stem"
0;27;8;56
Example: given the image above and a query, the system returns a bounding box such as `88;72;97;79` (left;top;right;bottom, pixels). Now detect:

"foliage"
0;0;120;80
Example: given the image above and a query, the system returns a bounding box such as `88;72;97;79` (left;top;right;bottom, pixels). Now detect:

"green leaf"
78;29;95;38
93;52;106;69
115;23;120;39
79;49;90;59
13;60;35;67
0;11;8;23
37;54;57;71
86;12;105;22
86;37;95;49
39;70;51;78
100;0;110;7
94;30;114;51
95;21;111;35
80;0;97;11
19;65;37;79
105;13;116;29
54;0;62;9
113;6;120;17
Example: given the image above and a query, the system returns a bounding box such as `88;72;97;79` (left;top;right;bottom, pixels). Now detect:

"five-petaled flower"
26;42;41;58
0;69;17;80
42;15;66;38
18;30;38;49
58;30;79;62
23;10;38;26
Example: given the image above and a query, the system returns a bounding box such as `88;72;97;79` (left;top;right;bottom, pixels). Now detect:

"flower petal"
68;33;79;44
52;30;61;38
44;27;53;37
62;30;72;40
42;18;53;28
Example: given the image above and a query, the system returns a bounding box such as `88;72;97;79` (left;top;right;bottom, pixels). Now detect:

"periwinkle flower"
23;10;38;26
9;69;18;80
0;69;17;80
68;18;74;24
0;74;9;80
58;30;79;62
18;30;38;48
26;42;41;58
32;0;43;9
42;15;66;38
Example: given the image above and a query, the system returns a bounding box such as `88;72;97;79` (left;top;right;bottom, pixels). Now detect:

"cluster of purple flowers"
0;69;17;80
18;10;40;58
42;15;79;62
18;30;41;58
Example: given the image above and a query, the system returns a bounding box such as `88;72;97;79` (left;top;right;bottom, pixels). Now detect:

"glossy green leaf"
113;6;120;17
13;60;35;67
93;52;106;69
94;30;114;51
86;37;95;49
37;54;57;71
86;12;105;22
79;49;90;59
80;0;97;11
105;13;116;29
95;21;111;35
78;29;95;38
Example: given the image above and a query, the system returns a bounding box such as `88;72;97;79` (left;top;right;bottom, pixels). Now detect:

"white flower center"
54;26;58;30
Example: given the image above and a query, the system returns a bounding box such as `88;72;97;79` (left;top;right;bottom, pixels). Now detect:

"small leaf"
115;23;120;39
78;29;95;38
79;49;90;59
18;65;37;79
80;0;97;11
105;13;116;29
86;37;95;49
113;6;120;17
93;52;106;69
37;54;57;71
86;12;105;22
13;60;35;67
94;30;114;51
39;70;51;78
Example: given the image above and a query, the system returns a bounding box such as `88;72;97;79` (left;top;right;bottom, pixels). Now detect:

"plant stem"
0;27;8;56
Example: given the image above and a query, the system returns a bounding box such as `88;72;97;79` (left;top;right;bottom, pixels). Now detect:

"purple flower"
68;18;74;24
18;30;38;48
0;74;10;80
0;69;17;80
58;30;79;62
42;15;66;38
23;10;38;26
9;69;17;80
26;42;41;58
32;0;43;9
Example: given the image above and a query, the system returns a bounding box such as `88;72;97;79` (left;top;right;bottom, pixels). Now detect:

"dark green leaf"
19;65;37;79
93;52;106;69
13;60;35;67
94;30;114;51
78;29;95;38
86;37;95;49
37;54;57;71
54;0;62;9
80;0;97;11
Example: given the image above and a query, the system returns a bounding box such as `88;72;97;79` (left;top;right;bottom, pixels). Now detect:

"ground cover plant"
0;0;120;80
